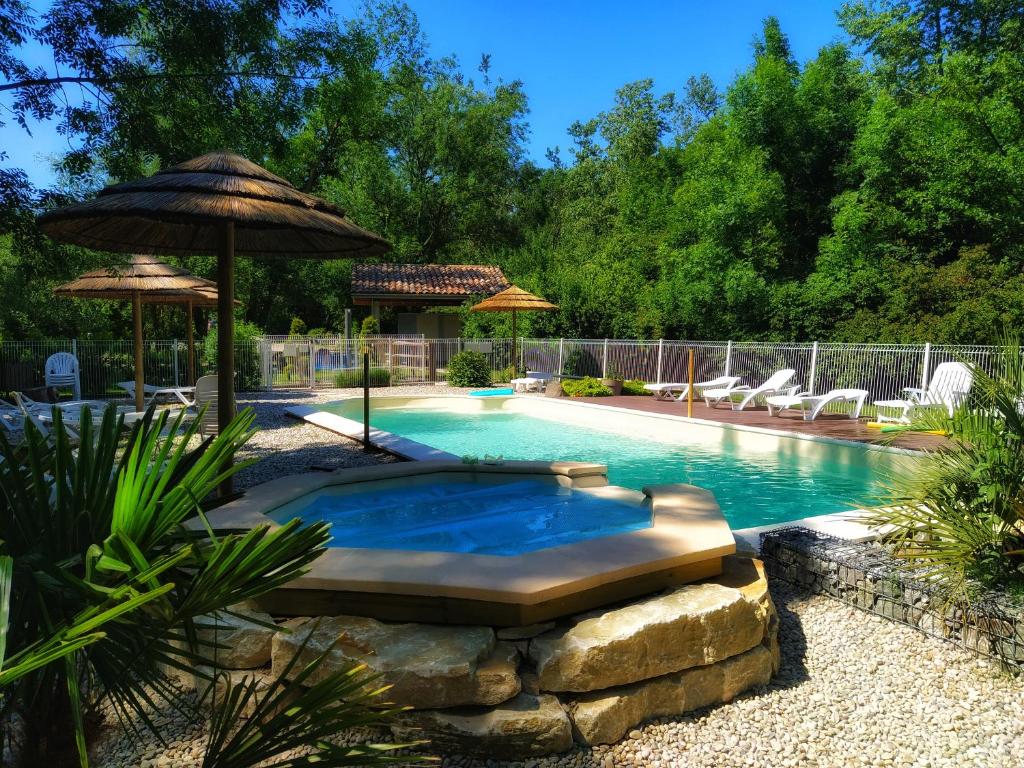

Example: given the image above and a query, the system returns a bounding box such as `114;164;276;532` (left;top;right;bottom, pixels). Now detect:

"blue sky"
3;1;846;187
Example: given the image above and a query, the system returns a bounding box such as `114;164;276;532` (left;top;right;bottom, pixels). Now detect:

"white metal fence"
0;335;1005;404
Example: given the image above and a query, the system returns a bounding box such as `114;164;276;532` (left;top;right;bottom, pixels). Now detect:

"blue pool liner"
468;388;514;397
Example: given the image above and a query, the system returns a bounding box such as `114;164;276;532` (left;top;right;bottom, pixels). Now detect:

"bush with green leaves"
333;367;391;388
0;406;414;767
491;365;515;384
446;351;492;387
866;336;1024;599
621;379;648;395
202;319;264;391
560;376;613;397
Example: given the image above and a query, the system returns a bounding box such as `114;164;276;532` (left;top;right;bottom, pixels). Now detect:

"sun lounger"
117;381;196;407
643;375;740;402
873;362;973;424
703;369;798;410
765;388;869;421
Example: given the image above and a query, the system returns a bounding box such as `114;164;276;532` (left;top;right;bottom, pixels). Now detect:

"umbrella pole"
132;291;145;412
217;222;235;496
512;310;517;379
185;299;195;385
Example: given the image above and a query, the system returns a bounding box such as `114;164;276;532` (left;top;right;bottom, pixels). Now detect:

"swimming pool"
315;396;908;530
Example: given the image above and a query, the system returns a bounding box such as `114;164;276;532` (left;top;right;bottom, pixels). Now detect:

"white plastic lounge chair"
703;369;798;411
511;371;553;393
193;375;222;437
644;375;740;402
44;352;81;400
873;361;973;424
116;380;197;407
766;388;869;421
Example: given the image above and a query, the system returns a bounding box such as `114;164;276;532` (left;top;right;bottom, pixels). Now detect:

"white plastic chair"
703;369;798;410
193;375;221;437
873;362;973;423
45;352;81;400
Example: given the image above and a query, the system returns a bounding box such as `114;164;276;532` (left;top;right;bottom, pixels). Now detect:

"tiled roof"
351;263;509;297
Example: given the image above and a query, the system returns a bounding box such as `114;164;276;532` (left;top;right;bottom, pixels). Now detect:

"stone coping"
194;460;736;624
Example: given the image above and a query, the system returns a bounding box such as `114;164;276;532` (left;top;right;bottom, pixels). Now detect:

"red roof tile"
351;263;509;297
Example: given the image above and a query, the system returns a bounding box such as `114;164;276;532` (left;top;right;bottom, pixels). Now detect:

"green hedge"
447;351;492;387
333;367;391;388
561;376;613;397
621;379;648;396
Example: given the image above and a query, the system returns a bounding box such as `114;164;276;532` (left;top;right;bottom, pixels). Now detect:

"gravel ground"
91;581;1024;768
230;385;472;489
89;390;1024;767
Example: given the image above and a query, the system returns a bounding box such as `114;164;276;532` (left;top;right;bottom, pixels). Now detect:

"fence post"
808;341;818;395
173;340;180;387
921;342;931;390
602;338;609;378
519;337;524;375
557;338;565;376
656;339;664;384
725;340;732;377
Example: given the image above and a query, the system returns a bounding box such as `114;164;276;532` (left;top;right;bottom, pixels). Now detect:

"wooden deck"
572;396;946;452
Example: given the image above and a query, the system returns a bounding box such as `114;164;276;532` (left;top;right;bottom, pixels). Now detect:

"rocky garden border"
760;527;1024;672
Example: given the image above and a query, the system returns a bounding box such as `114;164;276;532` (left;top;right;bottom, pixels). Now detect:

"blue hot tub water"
317;402;900;530
269;478;651;555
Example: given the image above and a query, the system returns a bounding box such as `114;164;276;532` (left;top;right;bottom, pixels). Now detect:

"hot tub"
200;460;736;625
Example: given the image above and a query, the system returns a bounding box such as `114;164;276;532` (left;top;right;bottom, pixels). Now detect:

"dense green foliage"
0;407;411;766
561;377;613;397
333;366;391;387
867;336;1024;596
621;379;648;396
445;350;492;387
2;2;1023;343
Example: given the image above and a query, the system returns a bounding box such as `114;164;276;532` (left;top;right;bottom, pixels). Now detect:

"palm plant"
0;405;414;766
866;336;1024;599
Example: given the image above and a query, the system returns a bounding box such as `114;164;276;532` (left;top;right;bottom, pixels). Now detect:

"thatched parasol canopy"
37;152;391;258
38;152;390;494
54;255;227;410
470;285;559;313
471;285;558;377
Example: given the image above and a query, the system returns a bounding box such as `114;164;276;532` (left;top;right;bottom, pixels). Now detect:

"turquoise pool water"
269;479;651;555
324;402;896;529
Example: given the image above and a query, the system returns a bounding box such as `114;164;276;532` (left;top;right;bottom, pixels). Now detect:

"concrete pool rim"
196;460;736;625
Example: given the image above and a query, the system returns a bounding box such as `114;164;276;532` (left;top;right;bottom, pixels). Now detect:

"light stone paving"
90;391;1024;768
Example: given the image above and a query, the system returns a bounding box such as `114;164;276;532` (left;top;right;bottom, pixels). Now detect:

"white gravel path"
89;389;1023;768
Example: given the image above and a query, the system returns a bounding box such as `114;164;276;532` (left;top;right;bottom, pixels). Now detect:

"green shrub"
359;316;380;337
202;318;264;391
561;376;613;397
289;316;308;336
333;367;391;388
621;379;648;395
491;365;516;384
866;335;1024;597
447;351;492;387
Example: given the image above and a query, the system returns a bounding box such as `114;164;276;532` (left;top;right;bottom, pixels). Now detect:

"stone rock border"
760;527;1024;671
187;557;778;760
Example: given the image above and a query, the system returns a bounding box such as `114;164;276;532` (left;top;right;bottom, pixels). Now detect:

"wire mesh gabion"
760;527;1024;671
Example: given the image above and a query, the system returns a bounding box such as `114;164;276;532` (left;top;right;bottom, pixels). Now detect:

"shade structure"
54;255;224;410
471;285;559;377
38;151;390;494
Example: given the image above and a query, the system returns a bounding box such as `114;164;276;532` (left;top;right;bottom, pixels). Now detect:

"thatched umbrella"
54;255;225;411
471;285;558;378
37;151;389;448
